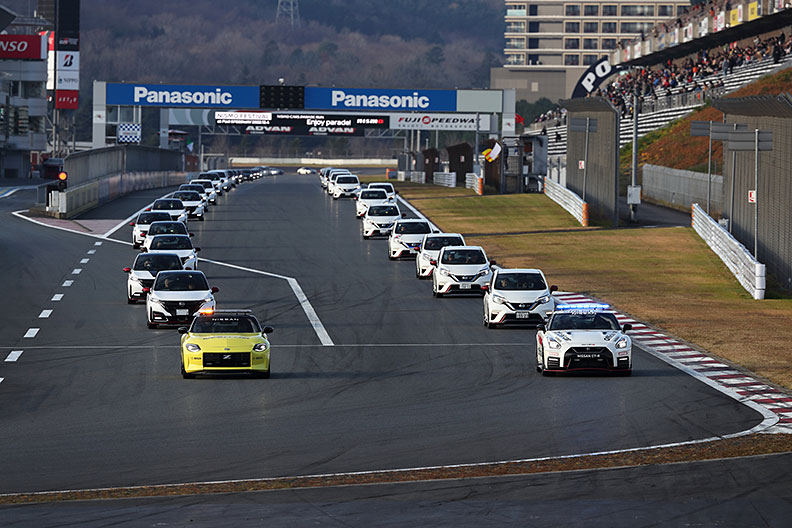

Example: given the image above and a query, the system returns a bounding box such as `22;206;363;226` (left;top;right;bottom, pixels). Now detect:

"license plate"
176;309;189;316
459;283;472;289
516;312;531;319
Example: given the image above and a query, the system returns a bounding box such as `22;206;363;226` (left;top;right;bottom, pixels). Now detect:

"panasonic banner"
305;87;457;112
106;83;260;108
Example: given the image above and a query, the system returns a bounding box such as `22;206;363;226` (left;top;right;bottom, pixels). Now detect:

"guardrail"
230;157;398;168
465;173;483;195
691;203;765;300
433;172;456;188
543;177;588;227
409;171;426;184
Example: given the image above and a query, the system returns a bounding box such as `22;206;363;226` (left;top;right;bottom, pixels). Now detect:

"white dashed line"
87;250;96;254
62;280;73;287
94;241;102;246
5;350;22;362
38;310;53;319
80;258;90;264
51;294;64;301
0;378;4;384
23;328;39;338
71;268;82;275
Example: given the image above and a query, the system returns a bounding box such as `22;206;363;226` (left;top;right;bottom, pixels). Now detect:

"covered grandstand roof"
712;93;792;117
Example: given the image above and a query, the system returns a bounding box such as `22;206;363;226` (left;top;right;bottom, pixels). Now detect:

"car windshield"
360;190;387;200
337;176;358;184
153;200;183;210
424;236;463;250
494;273;547;291
148;222;187;236
136;212;171;225
191;316;260;333
173;192;200;202
441;249;486;265
180;185;205;194
369;184;393;192
150;236;193;250
396;222;431;234
200;173;219;180
153;272;209;291
369;205;399;216
132;254;183;272
192;181;213;190
548;312;621;331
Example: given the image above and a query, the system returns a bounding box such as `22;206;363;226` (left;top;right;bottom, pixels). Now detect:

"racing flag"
483;142;502;163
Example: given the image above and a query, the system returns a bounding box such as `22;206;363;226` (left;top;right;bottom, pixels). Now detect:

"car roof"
151;233;189;238
396;218;428;223
494;268;544;275
134;251;181;261
148;221;183;226
369;182;394;187
156;269;205;277
425;232;463;237
441;245;483;251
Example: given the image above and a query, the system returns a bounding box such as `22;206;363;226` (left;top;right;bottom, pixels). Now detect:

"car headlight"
438;268;450;276
546;336;562;349
149;294;161;303
536;295;551;305
253;342;268;352
185;343;201;352
203;297;213;303
616;337;629;349
492;294;507;305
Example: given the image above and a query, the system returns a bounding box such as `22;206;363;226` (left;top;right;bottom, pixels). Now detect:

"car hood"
493;290;551;303
181;200;202;207
130;270;156;279
151;290;212;301
366;215;400;223
546;330;622;346
393;233;429;244
187;334;265;352
442;264;489;275
148;248;194;258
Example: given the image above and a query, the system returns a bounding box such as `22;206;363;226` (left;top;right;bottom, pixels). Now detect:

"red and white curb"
554;292;792;434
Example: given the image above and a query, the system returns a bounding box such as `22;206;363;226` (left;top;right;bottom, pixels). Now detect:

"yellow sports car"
178;310;273;379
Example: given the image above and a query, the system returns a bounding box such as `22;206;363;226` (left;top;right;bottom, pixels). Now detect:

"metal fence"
640;87;726;114
409;171;426;184
642;164;723;214
691;203;766;300
543;177;588;227
64;145;182;188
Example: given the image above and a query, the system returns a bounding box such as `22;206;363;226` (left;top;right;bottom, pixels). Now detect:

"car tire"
147;322;157;329
363;234;370;240
433;282;443;298
484;309;496;329
389;254;396;261
333;195;338;200
133;242;140;249
128;297;136;304
252;369;270;379
619;370;632;377
199;216;205;221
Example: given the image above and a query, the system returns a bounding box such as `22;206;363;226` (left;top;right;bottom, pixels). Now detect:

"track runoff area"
0;168;784;507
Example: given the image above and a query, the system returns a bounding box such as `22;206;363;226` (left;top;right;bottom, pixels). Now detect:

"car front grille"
161;300;203;315
203;352;251;368
452;275;474;282
547;356;560;369
565;347;612;368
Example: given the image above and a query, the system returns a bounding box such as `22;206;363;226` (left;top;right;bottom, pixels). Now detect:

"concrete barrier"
691;203;765;300
544;177;588;227
433;172;456;188
465;173;483;195
47;171;189;219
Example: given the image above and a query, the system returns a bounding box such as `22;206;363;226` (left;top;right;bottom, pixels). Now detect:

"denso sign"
0;34;47;60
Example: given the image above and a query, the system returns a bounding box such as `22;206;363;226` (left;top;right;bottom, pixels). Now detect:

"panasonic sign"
106;83;260;108
305;87;457;112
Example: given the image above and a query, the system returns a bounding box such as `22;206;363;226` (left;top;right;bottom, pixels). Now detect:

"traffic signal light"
260;85;305;109
57;171;68;191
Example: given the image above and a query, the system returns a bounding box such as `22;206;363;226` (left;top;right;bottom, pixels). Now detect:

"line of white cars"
318;169;633;376
124;169;245;329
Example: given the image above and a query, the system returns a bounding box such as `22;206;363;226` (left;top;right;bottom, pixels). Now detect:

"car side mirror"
537;324;546;332
622;323;632;333
194;248;201;252
490;260;497;266
123;267;131;273
145;208;151;211
189;233;195;237
432;229;440;233
481;284;489;292
178;326;188;334
211;286;219;293
140;248;148;252
395;190;400;194
129;222;135;226
430;259;437;266
263;326;274;334
550;285;558;292
401;213;407;218
142;287;151;294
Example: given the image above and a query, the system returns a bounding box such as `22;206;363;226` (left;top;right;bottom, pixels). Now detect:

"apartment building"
491;0;691;102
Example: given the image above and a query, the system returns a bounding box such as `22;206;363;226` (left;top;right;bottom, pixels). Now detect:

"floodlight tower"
276;0;300;28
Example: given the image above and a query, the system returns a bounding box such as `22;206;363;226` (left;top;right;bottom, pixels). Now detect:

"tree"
425;45;445;65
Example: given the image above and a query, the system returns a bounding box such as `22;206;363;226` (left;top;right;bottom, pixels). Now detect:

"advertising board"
106;83;260;108
304;87;457;112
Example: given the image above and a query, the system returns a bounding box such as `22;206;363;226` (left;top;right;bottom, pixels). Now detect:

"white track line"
23;328;39;338
396;195;438;231
71;268;81;275
80;258;90;264
62;280;73;287
38;310;52;319
51;294;63;301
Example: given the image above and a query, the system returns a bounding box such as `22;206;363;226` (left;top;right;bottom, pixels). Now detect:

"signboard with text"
106;83;260;108
304;87;457;112
214;111;389;128
0;34;47;60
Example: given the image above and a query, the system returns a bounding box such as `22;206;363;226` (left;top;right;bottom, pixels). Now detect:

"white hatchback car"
145;270;218;329
367;182;396;201
387;219;433;260
141;221;192;251
171;190;206;220
124;252;184;303
326;170;352;195
355;188;391;218
432;246;494;297
297;167;315;175
190;180;218;204
130;211;172;248
144;234;200;270
150;198;188;225
362;204;403;239
415;233;465;278
536;303;632;376
482;268;557;328
332;174;361;199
